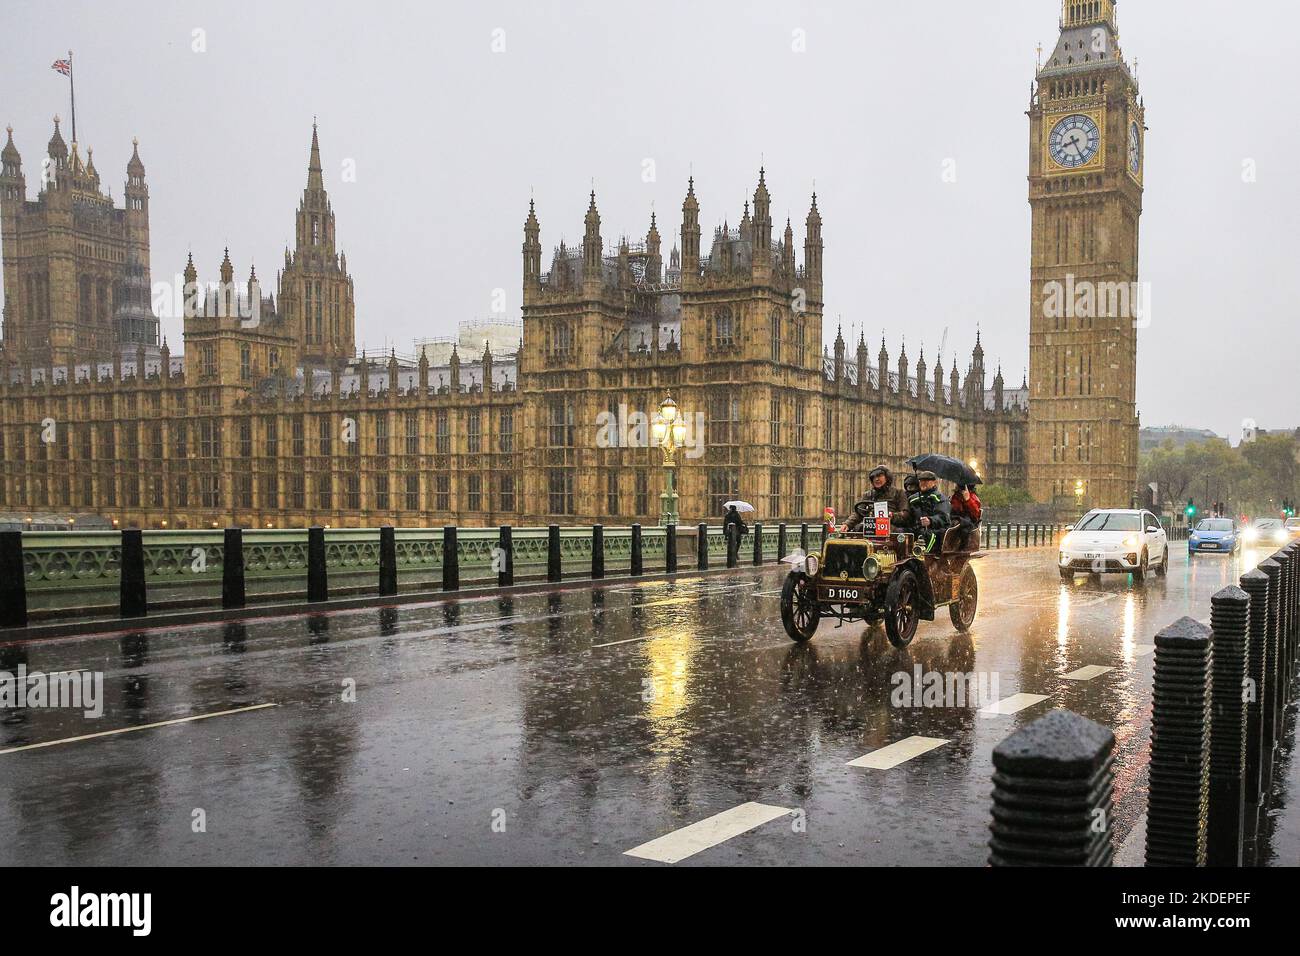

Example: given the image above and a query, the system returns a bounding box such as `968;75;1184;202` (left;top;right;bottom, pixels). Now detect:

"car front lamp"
805;553;820;576
1244;528;1259;543
1061;533;1074;548
1275;529;1288;543
863;557;880;580
1124;535;1138;549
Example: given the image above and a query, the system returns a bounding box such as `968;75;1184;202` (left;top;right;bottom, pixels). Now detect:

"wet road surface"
2;544;1296;866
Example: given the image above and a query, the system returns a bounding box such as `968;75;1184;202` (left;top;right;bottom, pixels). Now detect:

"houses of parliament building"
0;2;1146;530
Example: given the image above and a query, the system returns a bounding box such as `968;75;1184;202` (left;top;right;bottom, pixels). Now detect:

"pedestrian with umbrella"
723;500;752;539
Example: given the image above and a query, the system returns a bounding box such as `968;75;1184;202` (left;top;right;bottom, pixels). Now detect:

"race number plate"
874;515;890;537
821;586;862;602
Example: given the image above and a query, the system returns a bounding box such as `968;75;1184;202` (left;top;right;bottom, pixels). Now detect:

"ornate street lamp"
652;394;686;526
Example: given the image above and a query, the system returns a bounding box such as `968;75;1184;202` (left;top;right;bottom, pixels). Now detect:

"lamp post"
653;394;685;526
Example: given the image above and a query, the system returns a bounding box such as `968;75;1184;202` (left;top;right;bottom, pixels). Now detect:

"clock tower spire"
1026;0;1144;510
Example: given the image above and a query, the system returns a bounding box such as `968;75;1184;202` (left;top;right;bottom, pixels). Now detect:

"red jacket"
951;490;982;524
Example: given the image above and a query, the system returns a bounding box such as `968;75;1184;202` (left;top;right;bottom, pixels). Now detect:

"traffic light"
1185;498;1197;519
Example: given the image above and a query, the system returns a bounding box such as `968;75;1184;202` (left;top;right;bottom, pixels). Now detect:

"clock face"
1048;113;1101;168
1128;121;1141;173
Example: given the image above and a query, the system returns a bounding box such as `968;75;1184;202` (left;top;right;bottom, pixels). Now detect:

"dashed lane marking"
978;693;1050;717
1062;665;1113;681
629;597;700;610
847;735;950;770
624;802;792;864
0;702;279;755
1132;644;1156;657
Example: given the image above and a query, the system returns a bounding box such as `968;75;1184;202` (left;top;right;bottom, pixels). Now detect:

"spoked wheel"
780;573;821;643
949;564;978;632
1155;548;1168;577
884;568;920;649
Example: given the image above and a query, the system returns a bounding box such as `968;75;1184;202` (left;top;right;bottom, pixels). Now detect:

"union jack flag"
52;59;71;76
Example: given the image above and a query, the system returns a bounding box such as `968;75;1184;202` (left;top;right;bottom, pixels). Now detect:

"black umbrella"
906;453;982;486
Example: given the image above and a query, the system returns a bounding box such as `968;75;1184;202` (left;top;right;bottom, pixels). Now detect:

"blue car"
1188;517;1239;554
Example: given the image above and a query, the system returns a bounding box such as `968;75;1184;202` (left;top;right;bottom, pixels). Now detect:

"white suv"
1058;509;1168;581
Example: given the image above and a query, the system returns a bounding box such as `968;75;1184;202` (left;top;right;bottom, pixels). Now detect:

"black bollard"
1281;546;1295;670
1259;558;1283;749
800;522;809;553
1290;543;1299;666
591;525;604;580
442;526;459;592
1145;617;1212;867
119;528;148;618
1272;550;1289;690
1207;585;1250;866
547;524;561;583
753;522;763;566
1240;568;1271;808
1279;546;1296;676
988;709;1116;866
697;523;708;571
222;527;246;609
630;524;642;577
379;525;398;596
497;525;513;588
0;531;27;628
307;526;328;603
726;524;739;568
777;523;787;561
665;523;677;574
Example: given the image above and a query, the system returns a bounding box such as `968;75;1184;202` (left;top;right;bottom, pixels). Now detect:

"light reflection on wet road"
1;545;1295;865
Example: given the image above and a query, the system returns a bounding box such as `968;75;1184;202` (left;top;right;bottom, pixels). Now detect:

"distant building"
1139;425;1223;452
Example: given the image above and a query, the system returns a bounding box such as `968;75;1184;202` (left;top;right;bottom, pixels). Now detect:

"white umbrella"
723;500;756;513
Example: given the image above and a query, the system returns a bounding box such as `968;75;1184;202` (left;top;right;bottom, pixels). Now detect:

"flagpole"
67;50;76;143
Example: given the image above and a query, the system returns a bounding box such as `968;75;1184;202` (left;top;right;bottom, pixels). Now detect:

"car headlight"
1275;529;1288;543
1061;533;1074;548
863;556;879;580
1124;535;1138;549
1244;528;1259;542
805;553;820;576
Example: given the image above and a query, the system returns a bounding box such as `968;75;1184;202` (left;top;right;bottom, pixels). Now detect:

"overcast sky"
2;0;1297;440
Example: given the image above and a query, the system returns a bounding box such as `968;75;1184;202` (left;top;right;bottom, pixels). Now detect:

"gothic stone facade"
1;130;1027;530
0;119;157;369
1026;0;1143;509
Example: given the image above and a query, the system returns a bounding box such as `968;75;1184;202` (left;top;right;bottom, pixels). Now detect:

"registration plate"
1083;553;1102;560
822;586;862;602
1201;543;1218;549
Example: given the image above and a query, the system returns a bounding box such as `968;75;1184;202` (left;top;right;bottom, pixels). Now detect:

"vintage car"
780;500;981;648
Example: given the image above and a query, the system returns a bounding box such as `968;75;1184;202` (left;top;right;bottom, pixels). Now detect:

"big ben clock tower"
1027;0;1144;510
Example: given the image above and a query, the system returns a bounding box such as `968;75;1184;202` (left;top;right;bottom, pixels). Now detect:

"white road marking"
630;597;699;610
979;693;1050;716
591;636;653;649
847;735;949;770
0;702;279;755
625;802;792;864
1062;665;1113;681
1132;644;1156;657
755;589;784;596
